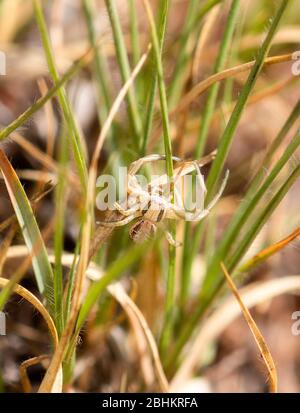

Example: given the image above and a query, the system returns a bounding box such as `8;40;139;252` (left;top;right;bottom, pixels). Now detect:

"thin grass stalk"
53;126;68;336
128;0;141;66
104;0;143;150
167;0;291;369
167;136;300;373
34;0;88;192
203;123;300;296
141;0;169;155
195;0;240;159
180;0;240;307
141;0;176;355
0;46;94;142
168;0;222;108
82;0;112;119
167;0;199;108
205;0;290;199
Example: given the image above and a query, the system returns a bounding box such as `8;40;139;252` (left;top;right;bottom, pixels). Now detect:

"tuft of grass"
181;0;241;308
0;150;54;312
167;0;291;370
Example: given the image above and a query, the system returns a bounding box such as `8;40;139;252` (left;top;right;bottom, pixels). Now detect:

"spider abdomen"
129;219;157;243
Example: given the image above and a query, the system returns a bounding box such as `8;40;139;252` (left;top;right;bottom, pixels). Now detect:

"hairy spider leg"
168;160;207;220
183;169;230;222
97;212;138;227
128;154;182;176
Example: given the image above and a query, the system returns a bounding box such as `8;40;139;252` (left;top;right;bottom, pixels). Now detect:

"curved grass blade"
0;150;54;311
239;226;300;273
221;263;277;393
0;45;95;143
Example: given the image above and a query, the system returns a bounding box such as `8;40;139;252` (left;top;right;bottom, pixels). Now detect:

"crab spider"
97;152;228;246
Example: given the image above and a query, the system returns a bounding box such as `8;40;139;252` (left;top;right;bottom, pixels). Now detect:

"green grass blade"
128;0;141;66
168;129;300;372
34;0;88;192
141;0;169;155
205;0;290;199
105;0;143;150
180;0;241;307
141;0;176;355
195;0;240;159
0;150;54;311
228;163;300;271
168;0;222;108
204;124;300;296
0;48;93;143
167;0;199;108
64;241;80;324
75;242;148;334
53;126;69;336
82;0;112;118
167;0;291;369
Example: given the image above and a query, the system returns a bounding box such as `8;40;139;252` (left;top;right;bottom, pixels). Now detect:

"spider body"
97;153;228;246
129;219;157;243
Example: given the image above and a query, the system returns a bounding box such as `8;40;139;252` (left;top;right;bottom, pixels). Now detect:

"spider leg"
113;201;140;216
179;160;207;221
186;169;229;221
164;160;206;217
185;208;210;222
167;170;229;222
196;150;217;167
205;169;229;211
164;230;182;247
97;213;137;227
128;154;182;176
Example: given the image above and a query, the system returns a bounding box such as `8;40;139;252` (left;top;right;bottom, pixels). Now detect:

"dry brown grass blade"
220;263;277;393
37;78;56;159
149;53;293;150
10;131;80;188
10;131;57;171
241;27;300;50
4;246;168;392
239;226;300;273
0;223;17;274
38;48;149;393
20;355;49;393
173;54;293;115
192;3;221;83
0;277;58;347
12;170;58;183
218;75;296;124
108;283;169;392
171;275;300;391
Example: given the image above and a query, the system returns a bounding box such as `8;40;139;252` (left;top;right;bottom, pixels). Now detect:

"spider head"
129;219;157;243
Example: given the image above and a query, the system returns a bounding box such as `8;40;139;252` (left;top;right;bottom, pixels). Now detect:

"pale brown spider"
97;153;229;246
